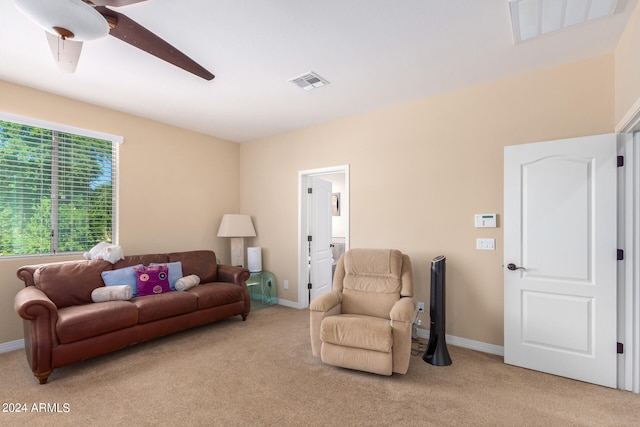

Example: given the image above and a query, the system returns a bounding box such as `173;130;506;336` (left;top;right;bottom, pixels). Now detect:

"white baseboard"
416;327;504;357
277;299;304;309
0;339;24;354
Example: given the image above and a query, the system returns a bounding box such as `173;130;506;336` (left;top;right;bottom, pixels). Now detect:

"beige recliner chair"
309;248;417;375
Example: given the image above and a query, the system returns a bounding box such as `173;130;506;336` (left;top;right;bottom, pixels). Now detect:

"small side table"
246;271;278;305
245;281;259;301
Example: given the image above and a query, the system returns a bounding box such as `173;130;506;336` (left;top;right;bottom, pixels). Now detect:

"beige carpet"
1;305;639;426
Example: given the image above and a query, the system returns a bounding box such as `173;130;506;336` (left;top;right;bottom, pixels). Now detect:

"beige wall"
0;80;241;344
0;53;620;349
241;54;615;347
615;2;640;126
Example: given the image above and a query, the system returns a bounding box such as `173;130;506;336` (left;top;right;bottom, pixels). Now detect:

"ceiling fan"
14;0;214;80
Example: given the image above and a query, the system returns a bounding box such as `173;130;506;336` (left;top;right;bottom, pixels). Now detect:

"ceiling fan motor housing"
15;0;110;41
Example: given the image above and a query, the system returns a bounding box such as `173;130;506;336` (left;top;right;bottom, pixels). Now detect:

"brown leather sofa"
14;250;250;384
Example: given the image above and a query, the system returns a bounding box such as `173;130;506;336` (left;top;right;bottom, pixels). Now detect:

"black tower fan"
423;255;452;366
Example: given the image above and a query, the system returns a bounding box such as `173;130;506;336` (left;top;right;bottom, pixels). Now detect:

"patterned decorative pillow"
149;261;183;290
134;265;171;297
101;264;143;297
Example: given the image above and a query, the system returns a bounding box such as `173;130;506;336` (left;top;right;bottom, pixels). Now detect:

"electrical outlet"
418;302;425;312
283;279;289;290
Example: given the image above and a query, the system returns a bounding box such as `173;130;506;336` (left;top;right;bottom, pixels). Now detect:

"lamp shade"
217;214;256;237
15;0;110;41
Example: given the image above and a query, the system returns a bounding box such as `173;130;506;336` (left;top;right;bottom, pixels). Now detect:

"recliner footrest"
320;314;392;352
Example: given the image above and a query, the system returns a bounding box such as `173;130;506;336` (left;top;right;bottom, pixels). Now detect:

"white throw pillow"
84;241;124;264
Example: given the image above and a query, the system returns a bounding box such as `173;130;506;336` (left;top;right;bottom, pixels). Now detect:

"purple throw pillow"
134;265;171;297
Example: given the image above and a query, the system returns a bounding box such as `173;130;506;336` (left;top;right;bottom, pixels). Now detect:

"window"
0;114;122;257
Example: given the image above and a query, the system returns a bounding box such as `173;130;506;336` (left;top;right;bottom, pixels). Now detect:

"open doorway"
298;165;349;308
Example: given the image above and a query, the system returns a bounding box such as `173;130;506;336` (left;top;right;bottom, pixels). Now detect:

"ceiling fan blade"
95;6;215;81
45;31;83;73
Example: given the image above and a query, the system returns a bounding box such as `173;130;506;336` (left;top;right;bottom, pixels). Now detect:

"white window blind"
0;114;121;257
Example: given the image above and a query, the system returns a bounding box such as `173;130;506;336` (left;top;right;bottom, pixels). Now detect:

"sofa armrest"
217;264;250;286
14;286;58;323
16;265;42;287
14;286;59;383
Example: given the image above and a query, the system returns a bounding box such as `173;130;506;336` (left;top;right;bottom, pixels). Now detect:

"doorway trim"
297;165;350;309
617;103;640;393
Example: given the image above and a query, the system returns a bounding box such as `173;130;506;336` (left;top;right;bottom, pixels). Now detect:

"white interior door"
309;177;333;302
504;133;618;388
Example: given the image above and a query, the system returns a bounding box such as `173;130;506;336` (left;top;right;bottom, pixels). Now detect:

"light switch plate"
476;238;495;250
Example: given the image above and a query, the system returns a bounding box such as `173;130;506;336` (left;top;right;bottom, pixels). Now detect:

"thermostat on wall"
475;214;497;228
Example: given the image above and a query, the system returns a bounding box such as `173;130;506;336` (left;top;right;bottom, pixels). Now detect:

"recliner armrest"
309;290;342;313
389;296;417;323
389;296;417;375
309;290;343;357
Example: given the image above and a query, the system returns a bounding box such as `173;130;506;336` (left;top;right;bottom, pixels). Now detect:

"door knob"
507;263;525;271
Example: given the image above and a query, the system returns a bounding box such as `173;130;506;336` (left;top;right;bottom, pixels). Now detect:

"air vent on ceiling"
509;0;619;43
288;71;330;91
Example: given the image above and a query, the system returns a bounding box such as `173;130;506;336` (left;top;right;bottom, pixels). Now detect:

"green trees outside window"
0;119;117;257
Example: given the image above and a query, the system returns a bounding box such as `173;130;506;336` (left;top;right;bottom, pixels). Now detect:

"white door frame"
297;165;349;309
616;104;640;393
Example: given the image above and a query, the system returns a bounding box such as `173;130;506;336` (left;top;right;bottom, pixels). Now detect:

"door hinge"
618;249;624;261
308;187;312;193
308;283;312;290
307;235;312;242
617;342;624;354
617;156;624;167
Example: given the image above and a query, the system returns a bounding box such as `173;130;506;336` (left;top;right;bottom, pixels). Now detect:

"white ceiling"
0;0;637;143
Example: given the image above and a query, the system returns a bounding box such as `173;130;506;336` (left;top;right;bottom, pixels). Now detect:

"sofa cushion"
56;301;138;344
131;291;198;323
34;260;113;309
168;251;218;283
101;264;143;296
320;314;393;353
135;265;171;297
187;282;244;310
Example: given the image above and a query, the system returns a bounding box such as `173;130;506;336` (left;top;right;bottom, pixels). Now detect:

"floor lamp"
217;214;256;267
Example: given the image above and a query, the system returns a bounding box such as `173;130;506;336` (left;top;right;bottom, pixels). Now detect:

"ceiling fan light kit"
14;0;214;80
46;31;83;73
15;0;109;41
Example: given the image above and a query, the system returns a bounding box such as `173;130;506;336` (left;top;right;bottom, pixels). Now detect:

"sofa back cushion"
24;250;218;308
34;260;113;308
113;254;169;270
341;249;403;319
169;250;218;283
